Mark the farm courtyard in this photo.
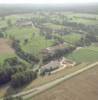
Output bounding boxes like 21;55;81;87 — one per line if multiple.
32;65;98;100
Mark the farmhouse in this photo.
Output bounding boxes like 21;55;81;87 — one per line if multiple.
39;60;60;75
16;19;33;27
39;57;76;75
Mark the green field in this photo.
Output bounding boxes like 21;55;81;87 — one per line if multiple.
5;27;54;56
21;34;54;56
5;26;38;39
0;53;15;65
0;11;98;65
43;23;65;30
67;47;98;62
64;12;98;25
63;33;81;43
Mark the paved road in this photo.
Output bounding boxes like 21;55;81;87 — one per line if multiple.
0;62;98;100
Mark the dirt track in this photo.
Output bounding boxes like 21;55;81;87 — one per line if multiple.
33;65;98;100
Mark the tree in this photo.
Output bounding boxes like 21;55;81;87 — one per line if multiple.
0;65;26;85
85;34;98;42
11;71;37;88
11;40;39;64
0;68;11;85
4;57;22;66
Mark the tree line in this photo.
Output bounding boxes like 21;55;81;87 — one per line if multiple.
11;39;39;64
0;63;37;88
42;45;76;63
